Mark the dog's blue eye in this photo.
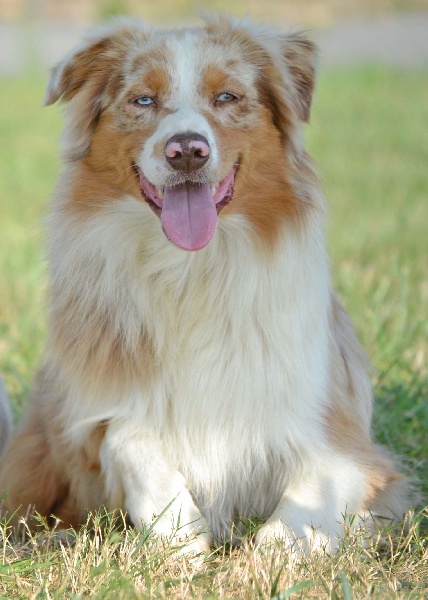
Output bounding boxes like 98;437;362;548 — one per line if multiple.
216;93;237;103
135;97;154;106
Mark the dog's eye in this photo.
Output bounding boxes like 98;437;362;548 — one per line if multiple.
134;97;154;106
216;92;238;104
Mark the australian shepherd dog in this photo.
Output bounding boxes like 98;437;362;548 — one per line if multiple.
0;15;409;553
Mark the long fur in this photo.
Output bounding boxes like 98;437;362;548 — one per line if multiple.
0;15;410;552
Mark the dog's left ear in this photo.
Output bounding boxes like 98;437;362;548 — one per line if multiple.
281;33;317;123
254;29;317;139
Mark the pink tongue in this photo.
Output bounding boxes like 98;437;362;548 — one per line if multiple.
161;183;217;251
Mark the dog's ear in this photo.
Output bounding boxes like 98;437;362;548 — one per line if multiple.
43;20;144;160
254;30;318;147
281;33;317;123
44;18;149;107
44;35;114;107
251;31;317;145
44;28;123;160
204;16;317;125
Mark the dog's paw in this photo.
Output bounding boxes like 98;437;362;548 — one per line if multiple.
149;511;212;558
172;530;212;559
174;520;212;552
255;519;302;553
255;518;337;555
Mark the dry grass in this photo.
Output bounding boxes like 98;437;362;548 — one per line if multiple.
1;509;427;598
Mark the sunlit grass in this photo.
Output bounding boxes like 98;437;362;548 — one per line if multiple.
1;508;427;598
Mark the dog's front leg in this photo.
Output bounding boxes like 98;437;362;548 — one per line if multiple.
100;421;211;553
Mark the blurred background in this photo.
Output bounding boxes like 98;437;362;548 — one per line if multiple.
1;0;428;71
0;1;427;493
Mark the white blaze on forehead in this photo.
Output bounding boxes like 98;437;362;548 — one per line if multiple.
138;31;219;186
168;30;201;107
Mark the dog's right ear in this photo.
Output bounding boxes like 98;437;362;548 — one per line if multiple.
44;39;108;106
43;32;119;159
44;18;149;106
43;20;147;159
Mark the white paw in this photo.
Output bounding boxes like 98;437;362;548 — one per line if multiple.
140;508;212;557
172;530;212;559
171;515;212;553
256;518;338;554
256;519;303;553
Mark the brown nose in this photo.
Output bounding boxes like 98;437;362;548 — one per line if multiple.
165;133;210;172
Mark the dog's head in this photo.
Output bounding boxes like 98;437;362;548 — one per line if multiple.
46;16;317;251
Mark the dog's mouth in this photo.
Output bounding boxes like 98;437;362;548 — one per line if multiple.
133;164;237;251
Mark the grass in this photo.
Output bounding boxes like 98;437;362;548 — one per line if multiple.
0;65;427;597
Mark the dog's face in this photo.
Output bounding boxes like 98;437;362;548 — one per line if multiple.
45;17;316;251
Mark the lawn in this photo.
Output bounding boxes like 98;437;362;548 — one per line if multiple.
0;65;427;597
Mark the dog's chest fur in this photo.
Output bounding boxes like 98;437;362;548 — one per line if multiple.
51;193;331;535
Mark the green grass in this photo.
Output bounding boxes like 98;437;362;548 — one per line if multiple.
0;74;62;418
0;66;427;597
307;67;428;486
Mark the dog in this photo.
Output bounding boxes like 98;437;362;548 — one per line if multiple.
0;15;409;553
